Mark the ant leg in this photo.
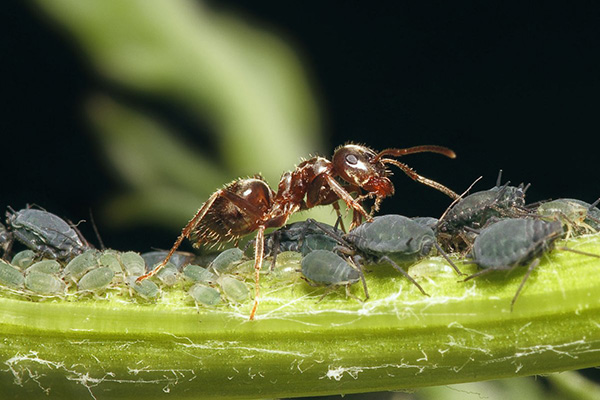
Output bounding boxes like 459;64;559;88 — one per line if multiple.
136;190;221;282
249;225;266;320
331;202;347;233
323;175;371;223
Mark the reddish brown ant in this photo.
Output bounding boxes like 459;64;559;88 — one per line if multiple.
137;143;458;319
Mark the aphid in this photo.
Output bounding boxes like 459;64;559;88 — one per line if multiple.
341;214;462;295
260;219;340;269
301;249;368;301
0;260;25;289
462;218;600;309
183;264;218;284
63;249;100;281
126;276;159;299
437;172;529;251
218;276;250;303
121;251;147;277
208;248;244;273
536;198;600;236
411;216;439;230
0;222;10;257
25;259;61;275
24;271;67;295
138;143;457;319
11;250;37;270
99;252;124;275
141;250;195;272
188;284;221;306
77;266;115;292
6;208;89;260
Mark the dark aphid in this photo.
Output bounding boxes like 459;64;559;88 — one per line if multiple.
6;208;89;260
301;249;368;301
261;220;340;270
536;198;600;237
437;172;529;251
464;218;565;309
0;222;10;257
411;216;439;230
343;214;462;296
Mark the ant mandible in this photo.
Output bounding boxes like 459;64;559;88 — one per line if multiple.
137;143;458;319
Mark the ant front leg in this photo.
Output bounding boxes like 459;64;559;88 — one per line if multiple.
322;175;371;227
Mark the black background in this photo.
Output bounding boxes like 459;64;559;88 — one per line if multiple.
3;1;600;252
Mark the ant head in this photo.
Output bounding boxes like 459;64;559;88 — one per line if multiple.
332;144;394;198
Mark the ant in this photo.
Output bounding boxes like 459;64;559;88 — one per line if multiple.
137;143;458;319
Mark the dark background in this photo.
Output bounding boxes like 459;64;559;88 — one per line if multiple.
3;1;600;251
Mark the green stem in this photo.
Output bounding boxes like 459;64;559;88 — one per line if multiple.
1;234;600;399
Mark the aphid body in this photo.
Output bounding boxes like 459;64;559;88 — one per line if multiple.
465;218;564;308
6;208;88;260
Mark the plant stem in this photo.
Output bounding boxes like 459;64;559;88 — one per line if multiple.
1;234;600;399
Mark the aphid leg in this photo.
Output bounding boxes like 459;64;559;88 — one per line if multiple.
432;242;463;275
379;255;428;296
352;260;370;301
382;159;459;199
556;246;600;259
511;258;540;311
136;190;221;282
269;229;282;272
249;225;266;320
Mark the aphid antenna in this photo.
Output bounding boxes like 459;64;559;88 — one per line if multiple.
590;197;600;209
437;176;484;224
88;209;105;250
495;169;504;187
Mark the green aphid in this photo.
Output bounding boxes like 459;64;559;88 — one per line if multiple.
99;252;123;275
63;249;100;281
127;276;159;299
11;250;37;270
188;284;221;306
0;260;25;289
219;276;249;303
25;271;66;295
209;248;244;273
156;262;178;286
77;266;115;292
183;264;218;284
25;259;61;275
120;251;146;277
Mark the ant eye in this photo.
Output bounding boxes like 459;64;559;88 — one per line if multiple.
345;154;358;165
